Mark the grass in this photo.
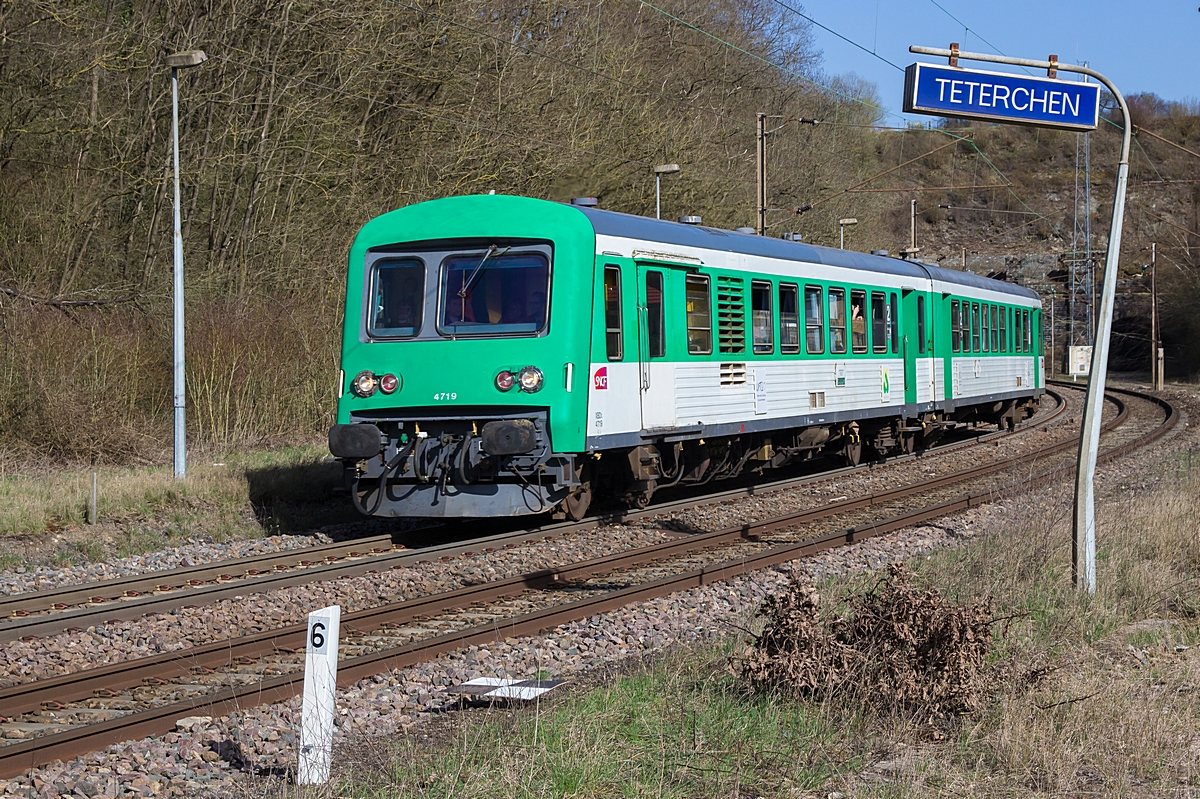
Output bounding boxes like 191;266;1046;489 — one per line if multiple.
332;651;861;799
312;450;1200;798
0;445;358;563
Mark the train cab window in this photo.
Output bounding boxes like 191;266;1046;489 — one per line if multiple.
991;305;999;351
889;293;899;354
686;274;712;355
603;266;623;360
779;283;800;354
805;285;824;354
971;303;981;353
752;281;774;354
439;250;549;335
951;300;961;353
369;258;425;338
829;288;847;354
646;271;665;358
981;304;990;353
917;296;926;354
999;306;1007;352
870;292;887;353
850;290;867;353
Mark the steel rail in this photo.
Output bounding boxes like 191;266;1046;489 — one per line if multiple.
0;390;1069;637
0;386;1160;778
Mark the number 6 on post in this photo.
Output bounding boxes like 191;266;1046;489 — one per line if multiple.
298;604;341;784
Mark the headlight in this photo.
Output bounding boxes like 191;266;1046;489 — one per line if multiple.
495;370;516;392
517;366;544;393
351;370;378;398
379;373;400;394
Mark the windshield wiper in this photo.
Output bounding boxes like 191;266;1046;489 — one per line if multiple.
457;244;510;300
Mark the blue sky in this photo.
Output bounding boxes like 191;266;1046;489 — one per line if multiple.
801;0;1198;124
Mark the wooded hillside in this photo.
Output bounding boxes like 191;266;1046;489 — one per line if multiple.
1;0;1195;464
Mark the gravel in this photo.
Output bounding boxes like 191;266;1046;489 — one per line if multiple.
1;382;1192;799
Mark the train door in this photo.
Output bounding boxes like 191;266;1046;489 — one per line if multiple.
901;288;918;407
636;264;675;429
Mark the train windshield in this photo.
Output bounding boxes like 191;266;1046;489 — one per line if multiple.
369;259;425;337
439;251;550;335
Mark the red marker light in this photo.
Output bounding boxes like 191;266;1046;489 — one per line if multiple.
380;374;399;394
495;370;516;391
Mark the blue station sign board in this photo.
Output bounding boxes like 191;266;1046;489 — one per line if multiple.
904;62;1100;131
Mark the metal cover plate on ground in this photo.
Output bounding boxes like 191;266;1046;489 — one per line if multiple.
449;677;567;701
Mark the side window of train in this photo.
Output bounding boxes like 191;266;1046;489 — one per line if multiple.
951;299;961;353
981;303;990;353
991;305;999;352
889;293;899;354
686;274;713;355
971;303;981;353
1024;309;1031;351
646;270;665;358
805;285;824;355
999;305;1007;352
870;292;886;353
917;296;926;354
752;280;774;354
850;290;867;353
829;287;847;354
604;265;622;361
779;283;800;354
1015;308;1023;352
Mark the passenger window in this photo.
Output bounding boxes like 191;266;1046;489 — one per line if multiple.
889;293;899;354
1015;309;1023;353
829;288;847;354
971;303;981;353
871;292;887;353
850;290;867;353
990;305;999;352
646;271;665;358
999;306;1007;352
917;296;926;354
805;285;824;354
1023;310;1031;351
779;284;800;354
604;265;622;361
751;281;774;354
981;304;990;353
951;300;961;353
686;275;712;355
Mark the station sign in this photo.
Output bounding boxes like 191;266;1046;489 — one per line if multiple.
904;62;1100;131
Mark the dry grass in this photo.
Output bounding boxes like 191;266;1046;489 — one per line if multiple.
0;445;353;564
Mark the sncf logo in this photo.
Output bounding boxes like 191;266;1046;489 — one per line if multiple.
593;367;608;390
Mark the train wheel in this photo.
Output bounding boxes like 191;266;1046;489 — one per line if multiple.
563;463;593;521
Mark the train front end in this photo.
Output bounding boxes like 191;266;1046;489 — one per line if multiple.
330;195;593;518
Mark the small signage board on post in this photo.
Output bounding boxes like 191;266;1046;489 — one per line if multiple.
1069;346;1093;377
904;63;1100;131
298;604;341;785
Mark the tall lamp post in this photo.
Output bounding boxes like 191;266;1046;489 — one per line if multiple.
838;218;857;250
652;163;680;220
166;49;207;479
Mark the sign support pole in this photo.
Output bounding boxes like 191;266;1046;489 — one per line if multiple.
910;46;1131;593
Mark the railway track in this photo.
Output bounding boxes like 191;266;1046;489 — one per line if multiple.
0;388;1072;640
1;383;1172;778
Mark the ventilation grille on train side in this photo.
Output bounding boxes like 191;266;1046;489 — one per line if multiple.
720;363;747;386
717;276;745;353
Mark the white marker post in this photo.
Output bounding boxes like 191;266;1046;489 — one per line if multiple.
298;605;340;785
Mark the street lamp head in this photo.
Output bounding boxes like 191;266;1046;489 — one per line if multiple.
838;218;858;226
166;50;208;69
652;163;681;174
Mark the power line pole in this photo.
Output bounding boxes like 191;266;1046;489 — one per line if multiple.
756;113;767;235
1151;242;1161;390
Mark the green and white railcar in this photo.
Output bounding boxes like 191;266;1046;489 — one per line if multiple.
330;194;1043;519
